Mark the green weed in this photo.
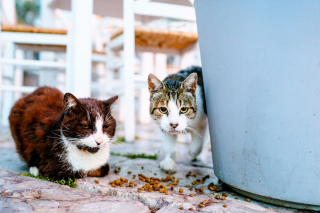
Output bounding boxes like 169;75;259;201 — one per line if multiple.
19;172;77;188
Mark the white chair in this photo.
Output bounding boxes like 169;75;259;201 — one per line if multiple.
105;0;200;141
0;0;94;126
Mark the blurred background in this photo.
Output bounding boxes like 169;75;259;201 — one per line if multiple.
0;0;200;141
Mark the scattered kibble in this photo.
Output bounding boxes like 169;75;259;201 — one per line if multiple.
154;173;157;175
223;204;227;208
235;197;239;200
215;195;221;199
188;208;193;211
199;187;204;192
128;171;132;174
231;192;235;196
199;203;204;208
94;179;99;184
190;194;194;197
179;207;183;210
202;200;208;205
186;184;190;187
246;198;251;202
179;188;183;193
222;192;227;197
141;166;144;169
222;196;226;200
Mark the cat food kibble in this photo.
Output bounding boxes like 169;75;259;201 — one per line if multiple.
223;204;227;208
190;194;194;197
199;187;204;192
94;179;99;184
246;198;251;202
222;192;227;197
202;200;208;205
231;192;235;196
179;188;183;193
141;166;144;169
179;207;183;210
215;195;220;199
222;196;226;200
186;184;190;187
128;171;132;174
199;203;204;208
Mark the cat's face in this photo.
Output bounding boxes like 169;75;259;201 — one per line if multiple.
61;94;118;153
148;73;197;134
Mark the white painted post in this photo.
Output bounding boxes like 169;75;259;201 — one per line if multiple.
0;42;15;126
139;52;153;124
14;49;23;101
69;0;93;97
123;0;135;142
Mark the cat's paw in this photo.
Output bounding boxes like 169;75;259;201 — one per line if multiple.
160;157;176;171
29;166;39;176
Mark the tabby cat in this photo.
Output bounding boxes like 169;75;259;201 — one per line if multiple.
9;87;118;180
148;66;209;170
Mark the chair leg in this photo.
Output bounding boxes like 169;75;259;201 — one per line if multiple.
123;0;136;142
1;42;15;126
14;49;23;101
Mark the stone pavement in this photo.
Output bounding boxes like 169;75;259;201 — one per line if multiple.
0;126;301;212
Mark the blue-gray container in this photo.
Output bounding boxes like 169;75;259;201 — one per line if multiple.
195;0;320;209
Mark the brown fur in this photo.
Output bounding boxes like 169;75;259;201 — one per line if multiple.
9;87;117;180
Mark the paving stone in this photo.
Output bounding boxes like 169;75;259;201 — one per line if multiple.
0;170;149;213
0;126;297;212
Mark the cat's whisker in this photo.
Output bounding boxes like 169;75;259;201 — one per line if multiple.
182;130;192;142
186;127;203;139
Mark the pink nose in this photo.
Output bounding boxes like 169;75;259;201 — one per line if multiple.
95;138;103;145
170;123;178;128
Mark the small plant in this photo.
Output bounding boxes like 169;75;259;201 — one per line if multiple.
114;136;140;143
20;172;77;188
110;152;158;160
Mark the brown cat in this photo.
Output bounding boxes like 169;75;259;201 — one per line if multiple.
9;87;118;180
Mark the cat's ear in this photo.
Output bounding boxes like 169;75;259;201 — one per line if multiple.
63;93;80;113
148;74;163;93
103;95;118;106
181;73;197;93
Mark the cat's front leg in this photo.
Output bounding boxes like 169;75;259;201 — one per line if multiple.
189;126;206;161
87;163;110;177
159;132;177;171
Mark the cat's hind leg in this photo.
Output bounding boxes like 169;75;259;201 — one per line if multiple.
160;132;177;171
29;166;39;176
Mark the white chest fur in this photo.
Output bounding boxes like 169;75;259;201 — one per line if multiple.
65;142;110;172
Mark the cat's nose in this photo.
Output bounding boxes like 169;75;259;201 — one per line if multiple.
170;123;179;128
95;138;103;145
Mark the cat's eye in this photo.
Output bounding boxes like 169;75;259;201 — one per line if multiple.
159;107;168;114
180;107;188;114
82;124;89;129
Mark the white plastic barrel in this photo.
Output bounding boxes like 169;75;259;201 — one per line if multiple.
195;0;320;209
